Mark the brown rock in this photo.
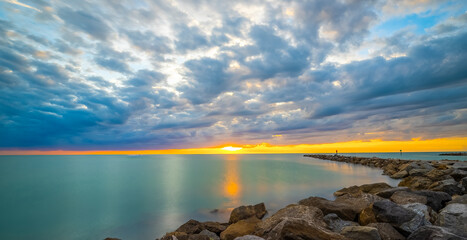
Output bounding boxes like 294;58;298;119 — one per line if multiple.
298;196;359;221
368;223;406;240
411;190;451;212
229;203;267;224
262;218;346;240
425;169;453;181
176;219;205;234
390;191;428;205
333;185;362;197
392;170;409;179
376;187;411;199
221;217;261;240
359;205;377;226
428;179;463;196
359;182;393;194
161;232;188;240
340;226;381;240
398;176;433;190
203;222;227;235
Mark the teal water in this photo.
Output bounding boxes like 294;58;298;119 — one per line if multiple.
324;152;467;161
0;154;400;240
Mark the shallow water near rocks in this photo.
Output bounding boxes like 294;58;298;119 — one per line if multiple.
0;154;401;240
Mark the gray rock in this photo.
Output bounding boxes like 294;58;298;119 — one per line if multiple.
340;226;381;240
436;203;467;237
398;176;433;190
429;179;463;196
390;191;427;205
407;225;464;240
229;203;267;224
372;199;424;236
233;235;264;240
221;217;261;240
176;219;205;234
391;170;409;179
450;169;467;181
323;213;359;233
448;194;467;205
200;230;220;240
298;196;359;221
409;168;430;177
402;203;434;225
461;177;467;194
376;187;411;198
411;190;452;211
367;223;405;240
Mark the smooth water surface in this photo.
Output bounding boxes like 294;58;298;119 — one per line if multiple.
0;154;398;240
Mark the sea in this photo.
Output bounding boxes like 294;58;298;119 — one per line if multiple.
0;152;464;240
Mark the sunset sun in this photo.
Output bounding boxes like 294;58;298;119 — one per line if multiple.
222;146;243;151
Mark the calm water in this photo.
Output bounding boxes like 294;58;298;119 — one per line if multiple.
1;154;401;240
326;152;467;161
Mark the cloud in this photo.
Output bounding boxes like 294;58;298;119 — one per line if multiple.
57;7;112;40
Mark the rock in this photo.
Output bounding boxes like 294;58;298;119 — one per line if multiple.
429;179;463;196
411;190;451;211
359;206;377;226
221;217;261;240
229;203;267;224
372;199;424;236
407;226;464;240
161;232;188;240
333;185;362;197
398;163;419;172
298;196;360;221
200;230;220;240
390;191;427;205
367;223;406;240
383;163;398;176
255;204;345;240
323;213;359;233
187;234;211;240
450;169;467;181
233;235;264;240
447;194;467;205
376;187;411;199
359;182;394;194
409;168;430;177
398;176;433;190
436;203;467;237
391;170;409;179
402;203;434;225
425;169;454;182
340;226;381;240
451;162;467;171
176;219;205;234
203;222;227;235
462;177;467;194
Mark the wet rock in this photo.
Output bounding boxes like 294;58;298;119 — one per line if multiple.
323;213;359;233
203;222;227;235
221;217;261;240
359;206;377;226
391;170;409;179
176;220;205;234
340;226;381;240
401;203;434;225
255;204;345;240
229;203;267;224
411;190;451;211
390;191;427;205
367;223;406;240
376;187;411;199
435;203;467;236
407;225;464;240
429;179;463;196
233;235;264;240
200;230;220;240
299;196;363;221
372;199;424;236
398;176;433;190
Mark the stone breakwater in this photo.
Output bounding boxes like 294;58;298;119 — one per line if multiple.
106;155;467;240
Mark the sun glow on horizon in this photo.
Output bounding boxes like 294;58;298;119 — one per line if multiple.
222;146;243;151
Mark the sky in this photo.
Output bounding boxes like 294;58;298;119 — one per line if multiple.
0;0;466;153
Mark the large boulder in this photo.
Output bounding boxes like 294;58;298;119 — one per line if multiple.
358;206;377;226
203;222;228;235
367;223;405;240
408;168;430;177
429;179;463;196
398;176;433;190
255;204;345;240
391;170;409;179
449;169;467;182
229;203;267;224
221;217;261;240
176;219;205;234
411;190;451;211
200;230;220;240
376;187;411;199
340;226;381;240
390;191;427;205
407;226;464;240
435;203;467;237
359;183;394;194
298;196;359;221
402;203;434;225
372;199;425;236
323;213;358;233
447;194;467;205
425;169;454;182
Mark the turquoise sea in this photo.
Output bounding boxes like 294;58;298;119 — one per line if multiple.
0;153;463;240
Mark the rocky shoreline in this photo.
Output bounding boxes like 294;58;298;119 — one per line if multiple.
108;155;467;240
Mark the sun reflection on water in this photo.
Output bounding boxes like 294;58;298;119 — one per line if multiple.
223;154;242;206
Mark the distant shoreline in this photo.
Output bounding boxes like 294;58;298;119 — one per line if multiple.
440;152;467;156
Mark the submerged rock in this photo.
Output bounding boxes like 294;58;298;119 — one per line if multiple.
229;203;267;224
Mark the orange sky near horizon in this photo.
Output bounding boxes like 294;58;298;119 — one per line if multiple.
1;137;466;155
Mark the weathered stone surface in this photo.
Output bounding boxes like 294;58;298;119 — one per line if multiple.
407;226;464;240
391;170;409;179
376;187;411;199
429;179;463;196
187;234;211;240
200;230;220;240
402;203;434;225
411;190;451;211
176;220;205;234
334;185;362;197
390;191;427;205
203;222;228;235
425;169;454;182
359;206;377;226
335;192;383;217
450;169;467;182
367;223;405;240
447;194;467;205
298;196;359;221
462;177;467;194
435;203;467;236
255;204;345;240
229;203;267;224
359;182;394;194
398;176;433;190
221;217;261;240
372;199;424;236
409;168;430;177
323;213;358;233
340;226;381;240
233;235;264;240
399;163;419;172
161;231;188;240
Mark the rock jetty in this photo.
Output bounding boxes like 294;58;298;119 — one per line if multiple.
110;155;467;240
